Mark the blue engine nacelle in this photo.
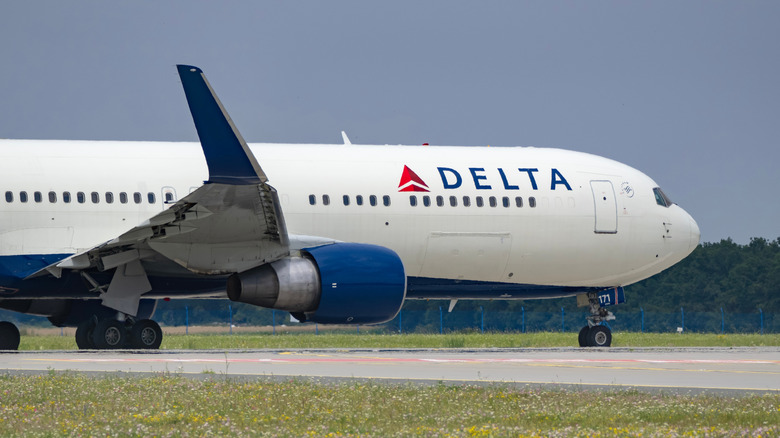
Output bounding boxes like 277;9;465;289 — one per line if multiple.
227;243;406;324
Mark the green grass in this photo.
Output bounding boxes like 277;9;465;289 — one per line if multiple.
17;331;780;351
0;374;776;437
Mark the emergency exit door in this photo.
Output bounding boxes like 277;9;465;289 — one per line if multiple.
590;180;617;234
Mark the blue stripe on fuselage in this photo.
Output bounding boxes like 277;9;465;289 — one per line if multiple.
0;254;72;281
406;276;601;300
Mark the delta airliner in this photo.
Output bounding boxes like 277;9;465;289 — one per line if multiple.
0;65;700;350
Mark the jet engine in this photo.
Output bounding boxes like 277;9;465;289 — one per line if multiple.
226;243;406;324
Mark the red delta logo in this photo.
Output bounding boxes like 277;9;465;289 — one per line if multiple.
398;165;430;192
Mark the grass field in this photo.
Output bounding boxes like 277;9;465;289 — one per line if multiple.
0;373;777;437
16;329;780;350
7;331;779;436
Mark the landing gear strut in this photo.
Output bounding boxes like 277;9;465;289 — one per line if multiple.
578;292;614;347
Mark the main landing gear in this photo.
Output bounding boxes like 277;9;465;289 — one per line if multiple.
75;316;163;350
0;321;21;350
578;292;615;347
0;318;161;351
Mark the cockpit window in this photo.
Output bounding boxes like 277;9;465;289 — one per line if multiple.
653;187;673;207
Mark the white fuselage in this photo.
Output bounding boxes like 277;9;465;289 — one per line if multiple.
0;139;699;290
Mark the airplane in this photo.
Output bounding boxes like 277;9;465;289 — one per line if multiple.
0;65;700;350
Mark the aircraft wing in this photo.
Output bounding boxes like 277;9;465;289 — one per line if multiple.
29;65;290;315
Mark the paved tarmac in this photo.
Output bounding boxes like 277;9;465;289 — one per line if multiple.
2;347;778;395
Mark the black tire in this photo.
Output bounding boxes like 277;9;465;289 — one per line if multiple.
129;319;162;350
578;326;590;347
92;319;126;349
0;321;20;350
587;325;612;347
75;319;96;349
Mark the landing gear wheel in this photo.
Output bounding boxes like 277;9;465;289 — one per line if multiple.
92;319;126;349
129;319;162;349
578;326;590;347
75;319;96;349
0;321;20;350
587;325;612;347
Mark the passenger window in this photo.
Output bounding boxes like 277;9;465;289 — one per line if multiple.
77;192;85;204
164;192;174;203
409;195;417;207
48;191;57;203
5;191;12;203
91;192;99;203
322;194;330;206
423;195;431;207
502;196;510;208
436;195;444;207
343;195;350;206
34;191;42;203
63;192;71;203
147;192;155;204
133;192;142;204
106;192;114;204
19;192;28;203
529;196;536;208
119;192;128;204
449;196;457;207
476;196;484;207
308;194;316;205
489;196;497;207
369;195;377;206
356;195;363;206
383;195;391;206
515;196;523;207
463;196;470;207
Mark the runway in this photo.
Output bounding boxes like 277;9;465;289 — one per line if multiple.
2;347;779;395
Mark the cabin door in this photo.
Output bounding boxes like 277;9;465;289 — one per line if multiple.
590;180;617;234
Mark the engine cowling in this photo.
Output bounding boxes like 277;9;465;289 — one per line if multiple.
226;243;406;324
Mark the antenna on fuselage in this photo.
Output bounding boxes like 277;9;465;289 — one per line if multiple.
341;131;352;145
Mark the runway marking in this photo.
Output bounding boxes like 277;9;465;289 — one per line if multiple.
23;357;780;365
523;363;780;375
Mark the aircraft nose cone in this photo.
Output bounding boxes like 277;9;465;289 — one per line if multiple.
688;213;701;252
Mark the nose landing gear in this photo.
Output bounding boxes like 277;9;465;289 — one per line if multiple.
578;292;615;347
579;324;612;347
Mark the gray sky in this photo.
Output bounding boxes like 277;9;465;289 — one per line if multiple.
1;1;777;244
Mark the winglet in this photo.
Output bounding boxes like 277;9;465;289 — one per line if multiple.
176;65;266;184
